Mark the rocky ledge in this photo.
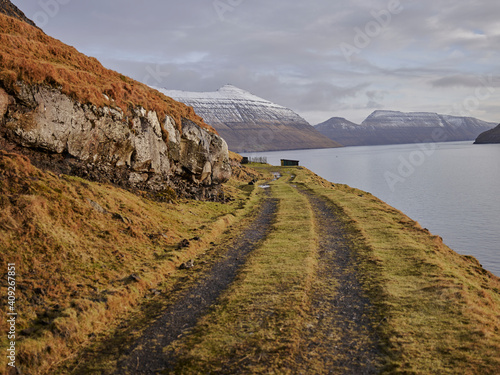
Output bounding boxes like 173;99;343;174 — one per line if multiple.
0;83;231;201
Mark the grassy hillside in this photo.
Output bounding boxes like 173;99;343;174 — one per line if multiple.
0;151;261;374
0;13;213;134
1;156;499;374
161;165;500;374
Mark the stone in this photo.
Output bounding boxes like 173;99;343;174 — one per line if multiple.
179;259;194;270
178;239;190;249
0;0;38;27
87;199;107;214
128;274;141;283
200;161;212;184
0;88;8;118
112;213;131;223
0;82;232;200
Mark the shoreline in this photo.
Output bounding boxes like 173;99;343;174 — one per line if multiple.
243;142;500;277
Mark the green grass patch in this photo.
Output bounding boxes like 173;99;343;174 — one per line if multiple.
288;166;500;374
169;177;318;374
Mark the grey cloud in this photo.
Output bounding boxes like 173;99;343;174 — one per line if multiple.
365;100;383;109
10;0;500;124
432;75;500;88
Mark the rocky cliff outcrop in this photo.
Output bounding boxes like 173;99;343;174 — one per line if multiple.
0;83;231;199
0;7;231;200
0;0;37;27
474;124;500;144
160;85;341;152
316;110;496;146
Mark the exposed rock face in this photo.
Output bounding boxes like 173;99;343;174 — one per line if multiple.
474;124;500;144
0;0;37;27
316;110;497;146
0;83;231;200
0;2;231;201
0;87;8;117
160;85;341;152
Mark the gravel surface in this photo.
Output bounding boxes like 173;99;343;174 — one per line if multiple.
72;182;382;374
296;186;382;374
113;195;278;374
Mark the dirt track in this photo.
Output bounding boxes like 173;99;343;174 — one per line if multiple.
67;181;382;374
296;186;382;374
112;195;278;374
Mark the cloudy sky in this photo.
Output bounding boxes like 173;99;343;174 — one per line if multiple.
11;0;500;125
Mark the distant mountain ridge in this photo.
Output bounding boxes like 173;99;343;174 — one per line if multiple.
316;110;497;146
160;85;341;152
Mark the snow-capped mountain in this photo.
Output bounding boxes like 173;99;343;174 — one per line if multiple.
158;85;340;152
316;110;497;146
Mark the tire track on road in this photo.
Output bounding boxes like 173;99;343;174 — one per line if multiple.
296;186;382;374
111;195;278;374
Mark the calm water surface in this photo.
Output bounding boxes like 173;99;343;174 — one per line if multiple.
245;141;500;276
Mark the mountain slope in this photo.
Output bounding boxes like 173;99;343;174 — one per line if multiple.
474;124;500;144
316;110;496;146
0;9;212;134
0;0;37;27
0;5;231;200
314;117;374;147
160;85;341;152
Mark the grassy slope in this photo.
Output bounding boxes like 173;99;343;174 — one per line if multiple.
0;151;261;374
0;13;213;134
292;167;500;374
1;158;499;374
166;165;500;374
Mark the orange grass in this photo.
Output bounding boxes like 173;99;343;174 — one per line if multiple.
0;13;215;134
0;151;254;374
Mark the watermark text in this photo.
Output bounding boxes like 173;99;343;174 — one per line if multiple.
213;0;245;22
6;263;17;369
32;0;71;28
340;0;404;62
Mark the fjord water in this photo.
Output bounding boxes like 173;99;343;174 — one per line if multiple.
245;141;500;276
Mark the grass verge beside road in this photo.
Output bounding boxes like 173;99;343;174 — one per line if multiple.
0;151;262;374
291;166;500;374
